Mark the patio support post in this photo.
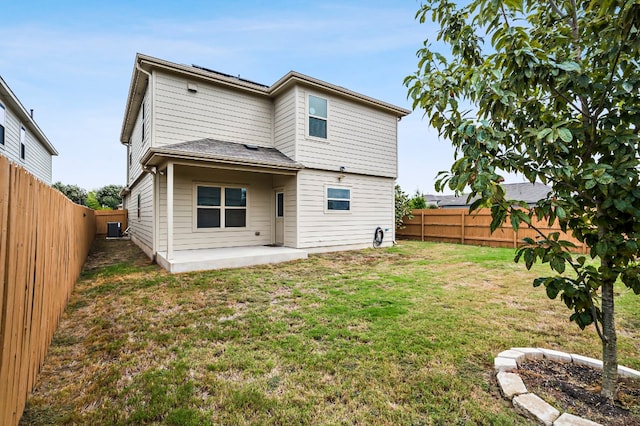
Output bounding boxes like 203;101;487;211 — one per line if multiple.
167;161;174;260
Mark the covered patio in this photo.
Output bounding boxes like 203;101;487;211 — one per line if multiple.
155;245;308;273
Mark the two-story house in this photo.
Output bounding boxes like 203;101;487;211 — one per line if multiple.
0;76;58;184
120;54;410;272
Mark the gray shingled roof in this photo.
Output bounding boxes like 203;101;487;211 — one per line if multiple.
426;182;552;208
142;138;303;170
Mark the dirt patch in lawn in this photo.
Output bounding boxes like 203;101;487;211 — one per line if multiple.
517;359;640;425
83;238;154;271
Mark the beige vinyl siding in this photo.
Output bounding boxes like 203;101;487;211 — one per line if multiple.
128;91;148;186
128;173;154;253
158;165;275;251
296;169;394;249
153;72;274;148
158;172;167;252
295;88;398;178
273;87;297;159
0;104;52;183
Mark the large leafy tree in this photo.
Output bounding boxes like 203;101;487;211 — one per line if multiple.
405;0;640;399
52;181;87;206
96;184;123;210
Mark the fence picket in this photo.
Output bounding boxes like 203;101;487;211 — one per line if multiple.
0;159;96;425
397;208;587;253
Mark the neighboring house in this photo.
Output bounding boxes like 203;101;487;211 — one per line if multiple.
426;182;552;208
120;54;410;272
0;76;58;184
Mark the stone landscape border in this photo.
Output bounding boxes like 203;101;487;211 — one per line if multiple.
494;347;640;426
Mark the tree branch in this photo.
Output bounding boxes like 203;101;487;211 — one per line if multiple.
548;0;563;18
499;3;510;27
547;85;590;118
591;301;606;343
593;5;633;118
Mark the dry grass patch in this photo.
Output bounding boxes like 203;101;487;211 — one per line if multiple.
20;239;639;425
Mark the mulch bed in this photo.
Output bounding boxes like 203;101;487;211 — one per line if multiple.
516;359;640;425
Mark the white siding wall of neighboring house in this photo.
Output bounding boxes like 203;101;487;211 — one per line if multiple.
24;129;53;183
294;88;398;178
0;100;52;183
273;87;297;159
296;169;395;251
0;102;21;166
153;72;274;148
128;173;154;258
157;165;276;252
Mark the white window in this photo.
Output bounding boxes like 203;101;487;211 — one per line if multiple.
308;95;327;139
20;126;26;160
0;104;5;146
196;185;247;229
327;187;350;211
141;101;145;141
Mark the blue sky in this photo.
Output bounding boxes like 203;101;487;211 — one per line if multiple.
0;0;462;194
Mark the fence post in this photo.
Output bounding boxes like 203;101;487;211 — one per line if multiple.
460;210;465;245
421;210;425;242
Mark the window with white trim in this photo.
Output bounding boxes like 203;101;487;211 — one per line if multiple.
196;185;247;228
20;126;26;160
0;104;5;146
308;95;327;139
327;187;350;211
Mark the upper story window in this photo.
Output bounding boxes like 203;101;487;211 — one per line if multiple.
196;185;247;229
141;101;145;141
327;187;350;211
308;95;327;139
20;126;26;160
0;104;5;146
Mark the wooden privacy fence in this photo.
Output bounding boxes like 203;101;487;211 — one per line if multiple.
397;208;588;253
94;209;128;237
0;156;96;426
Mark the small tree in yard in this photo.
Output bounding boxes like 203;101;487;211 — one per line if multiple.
405;0;640;400
85;191;101;210
395;185;414;229
409;190;428;210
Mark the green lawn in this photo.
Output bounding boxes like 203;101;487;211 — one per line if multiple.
21;240;639;425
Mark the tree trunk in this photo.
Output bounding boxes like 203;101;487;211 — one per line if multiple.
600;277;618;400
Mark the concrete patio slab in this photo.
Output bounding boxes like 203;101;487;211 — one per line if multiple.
156;246;308;273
